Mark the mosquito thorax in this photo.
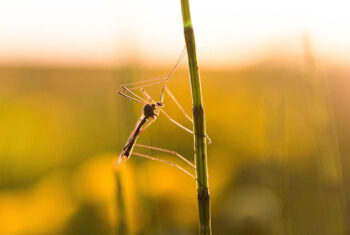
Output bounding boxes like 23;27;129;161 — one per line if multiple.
143;103;157;118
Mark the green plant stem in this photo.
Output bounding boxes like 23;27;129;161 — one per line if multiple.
180;1;212;234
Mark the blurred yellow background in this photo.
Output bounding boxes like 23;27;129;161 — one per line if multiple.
0;0;350;234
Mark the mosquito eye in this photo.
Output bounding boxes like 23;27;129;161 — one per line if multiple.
157;102;163;107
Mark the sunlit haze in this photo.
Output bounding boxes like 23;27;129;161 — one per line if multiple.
1;0;350;67
2;1;350;234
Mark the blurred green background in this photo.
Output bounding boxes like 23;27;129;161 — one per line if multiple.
0;38;349;235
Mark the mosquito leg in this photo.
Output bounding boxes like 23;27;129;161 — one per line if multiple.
205;135;212;145
140;88;153;103
169;46;187;76
159;85;166;105
159;108;194;135
138;118;156;136
160;107;212;144
120;46;187;91
132;152;207;189
122;76;170;91
162;86;212;144
132;152;195;179
118;90;145;104
164;86;192;123
120;86;148;104
134;143;195;168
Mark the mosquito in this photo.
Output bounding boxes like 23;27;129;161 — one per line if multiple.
116;47;210;179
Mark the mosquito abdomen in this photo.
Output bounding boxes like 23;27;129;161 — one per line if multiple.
120;116;148;159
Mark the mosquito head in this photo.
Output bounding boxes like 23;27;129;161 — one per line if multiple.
143;103;158;118
156;102;164;107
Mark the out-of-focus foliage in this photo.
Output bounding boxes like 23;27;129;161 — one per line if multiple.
0;51;349;234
